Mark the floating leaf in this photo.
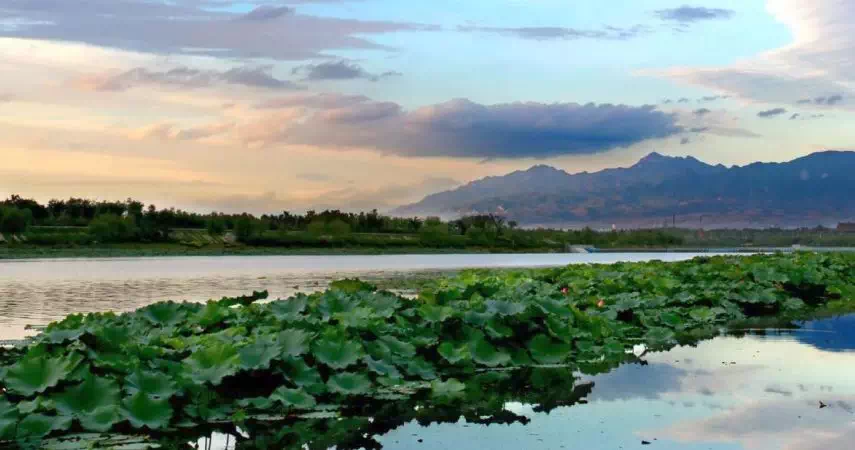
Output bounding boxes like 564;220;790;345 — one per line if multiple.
437;341;470;365
486;300;527;317
269;297;308;322
16;414;69;439
418;304;454;323
238;335;281;371
470;339;511;367
528;335;572;365
312;336;363;370
644;327;677;348
326;373;372;395
3;352;83;396
121;392;173;430
182;342;240;385
364;357;401;379
374;336;416;358
430;379;466;398
269;387;317;410
405;358;437;380
54;372;120;432
125;370;177;399
139;302;186;327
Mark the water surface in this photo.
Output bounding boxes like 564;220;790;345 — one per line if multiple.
0;253;720;340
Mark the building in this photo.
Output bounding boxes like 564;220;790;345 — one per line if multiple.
837;223;855;233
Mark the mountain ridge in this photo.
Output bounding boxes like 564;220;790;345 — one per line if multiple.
394;151;855;228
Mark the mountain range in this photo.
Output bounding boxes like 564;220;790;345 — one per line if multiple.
393;151;855;228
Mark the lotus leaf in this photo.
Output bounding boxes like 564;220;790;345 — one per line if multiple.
269;387;317;410
312;337;363;370
121;392;173;430
528;335;572;365
2;352;83;396
326;373;372;395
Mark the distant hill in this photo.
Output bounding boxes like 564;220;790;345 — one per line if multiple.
393;151;855;228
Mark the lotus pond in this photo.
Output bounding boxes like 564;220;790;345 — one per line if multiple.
1;253;854;449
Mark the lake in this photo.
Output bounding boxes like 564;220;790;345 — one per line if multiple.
0;253;725;341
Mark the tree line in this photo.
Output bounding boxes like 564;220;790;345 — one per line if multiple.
1;194;686;249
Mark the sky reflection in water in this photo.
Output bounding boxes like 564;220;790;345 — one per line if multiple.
373;317;855;450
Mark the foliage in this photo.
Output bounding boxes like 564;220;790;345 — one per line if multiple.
0;207;32;234
0;253;853;448
87;214;138;243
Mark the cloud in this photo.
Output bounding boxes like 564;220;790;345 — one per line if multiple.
291;60;402;82
239;96;682;159
648;1;855;107
790;113;800;120
129;122;234;141
797;94;845;106
457;24;650;41
238;6;295;21
654;6;735;22
693;108;711;116
75;66;303;92
0;0;435;60
757;108;788;118
0;93;13;103
680;137;691;145
256;93;373;110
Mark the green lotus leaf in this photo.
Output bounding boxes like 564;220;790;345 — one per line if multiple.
659;311;684;328
528;335;572;365
182;341;240;385
486;300;527;317
16;413;70;439
329;278;376;293
121;392;173;430
0;398;19;441
326;373;372;395
238;335;281;371
282;358;324;395
334;307;374;328
644;327;677;348
236;397;274;410
193;302;233;329
277;329;312;358
312;336;363;370
139;302;187;327
612;294;642;312
269;296;308;322
373;335;416;358
125;370;177;399
533;297;574;318
783;298;806;310
418;304;454;323
54;373;120;426
689;307;720;323
269;387;317;410
2;352;84;396
405;357;437;380
78;406;121;433
364;357;401;379
463;310;492;326
437;341;470;364
318;292;359;322
470;339;511;367
430;378;466;398
40;328;86;345
484;319;514;339
369;294;400;318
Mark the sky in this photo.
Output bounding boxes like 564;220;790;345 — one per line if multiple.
1;0;854;213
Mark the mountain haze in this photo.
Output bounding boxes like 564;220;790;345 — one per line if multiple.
394;151;855;228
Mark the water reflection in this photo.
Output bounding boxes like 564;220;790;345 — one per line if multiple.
29;315;850;450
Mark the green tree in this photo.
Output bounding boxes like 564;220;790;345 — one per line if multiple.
0;207;32;234
88;214;138;243
206;217;226;236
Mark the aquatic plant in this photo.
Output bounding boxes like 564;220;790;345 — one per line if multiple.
0;253;853;448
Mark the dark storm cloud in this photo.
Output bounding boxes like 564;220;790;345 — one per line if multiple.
0;0;435;60
242;97;682;159
655;5;735;22
757;107;788;118
291;60;402;82
76;66;303;91
693;108;711;116
457;24;650;41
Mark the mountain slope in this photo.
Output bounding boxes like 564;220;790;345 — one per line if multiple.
394;151;855;227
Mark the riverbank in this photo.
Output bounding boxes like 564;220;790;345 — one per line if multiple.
0;244;553;260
